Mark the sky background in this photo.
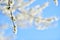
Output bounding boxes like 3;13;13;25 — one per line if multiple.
0;0;60;40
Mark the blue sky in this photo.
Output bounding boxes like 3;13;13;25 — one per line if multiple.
0;0;60;40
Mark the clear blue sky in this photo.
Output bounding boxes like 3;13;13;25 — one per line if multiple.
0;0;60;40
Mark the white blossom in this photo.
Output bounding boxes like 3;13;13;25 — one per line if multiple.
0;32;14;40
53;0;58;6
0;0;59;35
34;16;59;30
13;0;35;10
0;0;8;5
29;2;49;16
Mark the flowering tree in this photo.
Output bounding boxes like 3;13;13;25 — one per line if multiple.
0;0;59;40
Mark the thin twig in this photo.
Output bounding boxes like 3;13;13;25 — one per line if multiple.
8;0;17;34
